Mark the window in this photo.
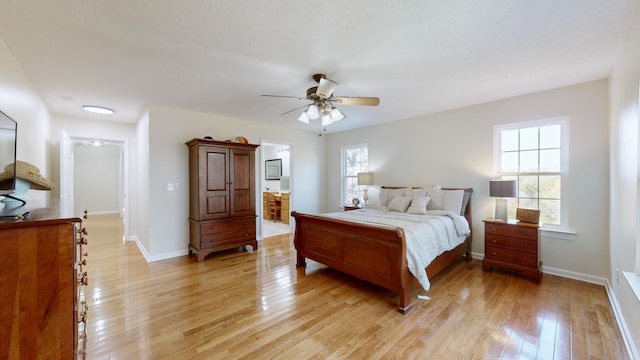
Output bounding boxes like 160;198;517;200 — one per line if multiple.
342;144;368;205
494;118;567;227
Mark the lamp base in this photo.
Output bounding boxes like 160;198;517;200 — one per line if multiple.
494;198;508;221
363;188;369;206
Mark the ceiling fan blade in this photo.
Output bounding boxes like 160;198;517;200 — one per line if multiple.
261;94;307;100
281;103;312;115
316;78;338;99
332;96;380;106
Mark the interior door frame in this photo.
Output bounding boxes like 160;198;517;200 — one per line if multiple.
60;132;130;240
259;138;293;240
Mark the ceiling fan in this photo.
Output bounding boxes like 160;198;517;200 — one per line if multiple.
262;73;380;126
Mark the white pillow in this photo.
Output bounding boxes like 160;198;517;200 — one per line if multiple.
404;188;427;197
379;188;409;206
425;185;444;210
406;196;430;215
388;196;412;212
442;190;465;213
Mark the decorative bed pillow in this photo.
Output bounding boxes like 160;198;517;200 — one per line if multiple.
460;191;470;215
443;190;465;213
388;195;412;212
379;188;409;206
406;196;430;215
425;185;444;210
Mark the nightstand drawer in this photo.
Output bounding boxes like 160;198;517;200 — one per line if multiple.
485;222;537;240
485;246;538;268
485;234;537;253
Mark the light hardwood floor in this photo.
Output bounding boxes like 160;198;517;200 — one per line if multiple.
84;214;629;359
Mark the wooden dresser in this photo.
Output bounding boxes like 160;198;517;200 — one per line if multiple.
186;138;259;262
0;206;88;359
482;218;541;283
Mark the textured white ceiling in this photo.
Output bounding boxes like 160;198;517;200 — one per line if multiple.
0;1;638;133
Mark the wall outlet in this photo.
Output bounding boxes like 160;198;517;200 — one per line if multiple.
174;182;180;191
167;183;174;191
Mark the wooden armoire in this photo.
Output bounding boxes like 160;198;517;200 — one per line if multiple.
186;138;259;262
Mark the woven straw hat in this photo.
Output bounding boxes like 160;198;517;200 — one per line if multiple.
0;161;55;190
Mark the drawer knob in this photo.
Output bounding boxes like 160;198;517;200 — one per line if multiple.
492;252;497;256
491;227;497;231
77;237;88;245
78;227;88;236
77;259;87;266
523;257;528;261
492;239;497;243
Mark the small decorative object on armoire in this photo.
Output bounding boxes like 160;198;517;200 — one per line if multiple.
489;179;516;221
357;172;373;205
186;138;259;262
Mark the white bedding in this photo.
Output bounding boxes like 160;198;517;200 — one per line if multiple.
321;206;470;291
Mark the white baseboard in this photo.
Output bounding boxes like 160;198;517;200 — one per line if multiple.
87;210;120;216
128;236;189;262
606;279;640;360
541;265;608;286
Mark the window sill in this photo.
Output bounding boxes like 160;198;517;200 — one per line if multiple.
540;227;577;241
623;271;640;302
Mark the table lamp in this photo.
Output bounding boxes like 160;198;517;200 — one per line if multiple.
357;172;374;205
490;179;516;221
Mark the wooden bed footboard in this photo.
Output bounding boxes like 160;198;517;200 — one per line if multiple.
291;187;473;313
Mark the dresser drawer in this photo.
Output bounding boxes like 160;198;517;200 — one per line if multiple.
485;222;537;240
485;246;538;268
485;234;537;253
201;227;257;248
200;217;255;235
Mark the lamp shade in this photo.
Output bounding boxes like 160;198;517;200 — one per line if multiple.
489;180;516;198
357;172;374;186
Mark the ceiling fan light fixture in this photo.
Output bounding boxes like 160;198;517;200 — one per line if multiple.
306;104;319;119
321;113;333;126
330;108;345;122
297;112;309;124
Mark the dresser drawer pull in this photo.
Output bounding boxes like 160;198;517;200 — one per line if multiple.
492;252;497;256
491;227;497;232
492;239;497;243
522;257;528;261
521;244;528;249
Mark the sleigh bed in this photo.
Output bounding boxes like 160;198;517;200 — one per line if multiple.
291;187;473;313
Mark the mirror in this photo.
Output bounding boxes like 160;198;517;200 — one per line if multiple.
265;159;282;180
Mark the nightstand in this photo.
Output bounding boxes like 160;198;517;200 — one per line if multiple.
482;218;542;283
343;205;361;211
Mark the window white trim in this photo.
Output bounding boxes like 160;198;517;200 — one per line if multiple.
493;116;569;230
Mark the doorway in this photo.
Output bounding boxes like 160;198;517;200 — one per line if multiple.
60;131;129;241
260;140;292;239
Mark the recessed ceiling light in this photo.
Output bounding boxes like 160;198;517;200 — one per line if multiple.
83;105;115;115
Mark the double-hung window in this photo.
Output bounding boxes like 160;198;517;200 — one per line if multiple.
494;117;568;228
342;144;368;205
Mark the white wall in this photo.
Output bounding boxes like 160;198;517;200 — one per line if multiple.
143;104;324;261
325;80;610;280
73;143;120;214
0;36;52;205
609;8;640;358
